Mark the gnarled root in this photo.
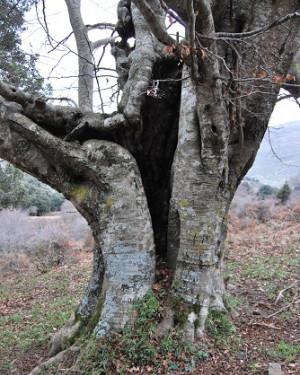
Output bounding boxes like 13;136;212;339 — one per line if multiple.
48;313;81;356
156;295;228;342
29;345;80;375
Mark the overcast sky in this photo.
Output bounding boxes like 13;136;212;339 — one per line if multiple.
22;1;300;124
23;0;119;112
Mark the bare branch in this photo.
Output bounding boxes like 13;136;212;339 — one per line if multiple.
48;32;74;53
86;22;115;31
186;0;199;83
267;127;299;167
46;97;79;108
275;281;298;305
248;322;281;330
91;36;118;51
39;0;55;49
65;0;94;111
265;293;298;319
214;10;300;40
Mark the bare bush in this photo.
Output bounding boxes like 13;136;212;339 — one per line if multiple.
291;201;300;222
247;199;276;223
230;184;256;218
24;218;68;273
60;200;94;251
1;252;31;272
0;210;68;273
0;202;94;274
271;201;300;223
0;210;33;255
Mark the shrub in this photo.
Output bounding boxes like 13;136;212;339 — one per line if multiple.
0;200;94;274
0;210;68;273
276;182;291;205
0;210;31;254
257;184;276;200
60;200;94;251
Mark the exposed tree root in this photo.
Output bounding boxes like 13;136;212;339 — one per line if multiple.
29;345;80;375
48;313;81;356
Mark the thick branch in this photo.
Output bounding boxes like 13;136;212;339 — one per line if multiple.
0;81;76;134
0;97;109;191
0;81;127;140
65;0;94;111
117;3;163;124
195;0;215;37
131;0;175;46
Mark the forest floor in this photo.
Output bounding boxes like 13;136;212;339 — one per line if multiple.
0;205;299;375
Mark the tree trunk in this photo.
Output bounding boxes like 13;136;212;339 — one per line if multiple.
0;0;299;366
0;102;155;354
165;65;231;339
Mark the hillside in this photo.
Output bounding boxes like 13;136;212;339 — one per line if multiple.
0;204;299;374
247;121;300;186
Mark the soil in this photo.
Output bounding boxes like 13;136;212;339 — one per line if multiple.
0;206;299;375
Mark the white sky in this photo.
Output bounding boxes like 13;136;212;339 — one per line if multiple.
269;89;300;126
22;1;300;124
22;0;119;112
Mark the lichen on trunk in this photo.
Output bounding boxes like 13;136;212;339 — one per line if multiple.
0;2;299;371
164;66;232;339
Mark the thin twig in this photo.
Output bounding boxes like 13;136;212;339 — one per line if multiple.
275;281;298;305
248;322;281;330
267;128;300;167
265;293;298;319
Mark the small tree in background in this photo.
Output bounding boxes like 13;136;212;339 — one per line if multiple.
0;0;51;93
276;182;291;205
0;162;64;213
257;184;276;200
0;163;26;209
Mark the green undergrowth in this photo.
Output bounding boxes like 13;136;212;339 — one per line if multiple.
267;340;300;363
77;291;208;374
0;263;91;374
39;290;209;375
206;310;235;340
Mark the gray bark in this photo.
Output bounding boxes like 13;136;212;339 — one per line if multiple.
65;0;94;111
0;0;299;361
0;97;155;353
64;0;116;111
167;66;231;339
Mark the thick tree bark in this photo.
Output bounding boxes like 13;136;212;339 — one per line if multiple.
167;66;230;339
0;1;299;366
0;97;155;354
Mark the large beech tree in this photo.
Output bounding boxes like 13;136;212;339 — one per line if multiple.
0;0;299;360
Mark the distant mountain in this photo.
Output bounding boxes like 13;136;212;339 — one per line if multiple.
246;120;300;186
